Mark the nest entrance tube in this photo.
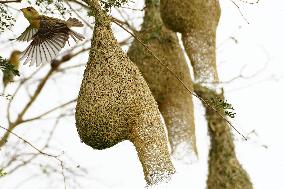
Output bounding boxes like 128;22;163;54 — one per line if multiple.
160;0;221;84
160;0;253;188
75;0;175;185
128;0;197;162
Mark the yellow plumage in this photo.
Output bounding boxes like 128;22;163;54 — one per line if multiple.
21;7;40;28
18;7;84;67
2;50;21;90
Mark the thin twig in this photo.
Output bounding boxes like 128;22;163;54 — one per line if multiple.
237;0;260;4
66;1;93;29
0;125;58;158
119;6;144;11
57;63;86;72
206;61;268;85
230;0;250;24
4;119;59;174
114;9;137;32
68;0;89;9
0;124;67;186
112;19;247;140
61;161;67;189
21;99;77;123
0;0;21;4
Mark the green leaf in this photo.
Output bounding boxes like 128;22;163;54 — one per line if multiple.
0;168;7;177
0;56;20;76
100;0;129;12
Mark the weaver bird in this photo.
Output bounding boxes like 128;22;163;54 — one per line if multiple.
18;7;84;67
2;50;21;91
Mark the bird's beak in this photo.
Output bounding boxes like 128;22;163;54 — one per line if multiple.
20;8;24;12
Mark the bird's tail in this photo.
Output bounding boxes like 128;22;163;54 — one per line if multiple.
69;30;85;42
67;18;83;28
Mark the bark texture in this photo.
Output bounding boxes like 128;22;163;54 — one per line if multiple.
76;0;175;185
128;0;197;161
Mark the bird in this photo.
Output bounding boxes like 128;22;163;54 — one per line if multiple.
2;50;21;92
17;6;84;67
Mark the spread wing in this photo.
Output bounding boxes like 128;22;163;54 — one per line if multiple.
17;26;38;42
20;19;69;67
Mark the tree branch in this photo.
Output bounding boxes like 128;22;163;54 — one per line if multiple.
21;99;77;124
1;47;88;147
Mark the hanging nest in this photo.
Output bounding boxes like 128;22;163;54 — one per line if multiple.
75;0;175;185
160;0;221;82
160;0;253;188
128;0;197;161
195;85;253;189
160;0;220;33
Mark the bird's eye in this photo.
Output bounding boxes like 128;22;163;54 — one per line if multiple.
27;8;31;11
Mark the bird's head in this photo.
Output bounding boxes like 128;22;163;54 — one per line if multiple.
20;7;40;21
11;50;22;57
10;50;22;66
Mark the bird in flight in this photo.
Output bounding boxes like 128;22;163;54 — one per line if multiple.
18;6;84;67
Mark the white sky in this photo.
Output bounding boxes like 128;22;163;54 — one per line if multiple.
1;0;284;189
